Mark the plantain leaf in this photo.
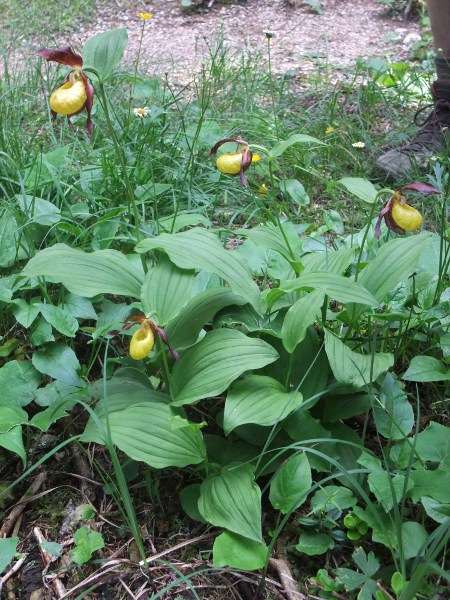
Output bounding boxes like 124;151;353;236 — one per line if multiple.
281;289;325;352
165;288;247;349
141;256;195;324
82;391;206;469
135;228;260;311
22;244;143;298
82;28;128;81
281;272;378;306
357;233;433;303
198;464;262;541
338;177;378;204
269;453;312;514
269;133;325;159
325;330;394;389
213;532;268;570
223;375;302;433
171;329;278;406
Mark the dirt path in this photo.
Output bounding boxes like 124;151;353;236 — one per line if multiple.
74;0;420;81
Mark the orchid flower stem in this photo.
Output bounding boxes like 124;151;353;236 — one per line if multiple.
266;37;280;141
159;339;174;401
354;188;394;282
267;160;299;270
97;81;147;273
127;21;145;125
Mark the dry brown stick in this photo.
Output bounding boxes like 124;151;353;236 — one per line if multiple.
269;557;307;600
0;472;47;538
59;566;125;599
33;527;67;599
138;532;216;567
119;577;137;599
0;555;27;595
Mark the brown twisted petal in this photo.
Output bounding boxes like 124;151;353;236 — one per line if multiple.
399;182;440;195
210;137;248;157
375;195;403;239
239;145;253;187
82;73;94;135
36;46;83;68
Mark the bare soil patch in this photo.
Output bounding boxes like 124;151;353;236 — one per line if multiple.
71;0;420;81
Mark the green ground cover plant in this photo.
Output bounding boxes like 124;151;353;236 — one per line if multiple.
0;9;449;599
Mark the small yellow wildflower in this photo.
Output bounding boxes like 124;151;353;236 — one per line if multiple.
133;107;150;118
258;183;268;196
325;126;334;134
352;141;365;148
139;12;153;20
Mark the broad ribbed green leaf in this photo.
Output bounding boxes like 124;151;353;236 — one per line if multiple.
237;224;300;262
171;329;278;406
358;233;433;303
199;464;262;541
213;532;268;570
141;256;195;324
373;373;414;440
282;290;324;352
301;247;357;274
135;229;260;311
22;244;143;298
82;396;206;469
269;133;325;159
270;453;312;514
166;288;247;349
281;272;378;306
82;28;128;81
325;330;394;388
338;177;378;204
224;375;302;434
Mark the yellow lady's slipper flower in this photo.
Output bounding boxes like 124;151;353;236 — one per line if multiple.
50;76;87;115
130;320;155;360
36;46;94;133
391;198;423;231
115;314;180;361
210;137;259;187
375;182;440;239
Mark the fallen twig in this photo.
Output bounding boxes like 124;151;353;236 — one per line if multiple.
0;555;27;595
34;527;67;599
269;557;307;600
0;472;47;538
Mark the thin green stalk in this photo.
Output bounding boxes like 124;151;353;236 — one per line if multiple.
354;188;394;282
96;81;146;269
265;32;280;141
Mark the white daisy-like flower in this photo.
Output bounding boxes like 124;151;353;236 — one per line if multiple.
133;107;150;118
